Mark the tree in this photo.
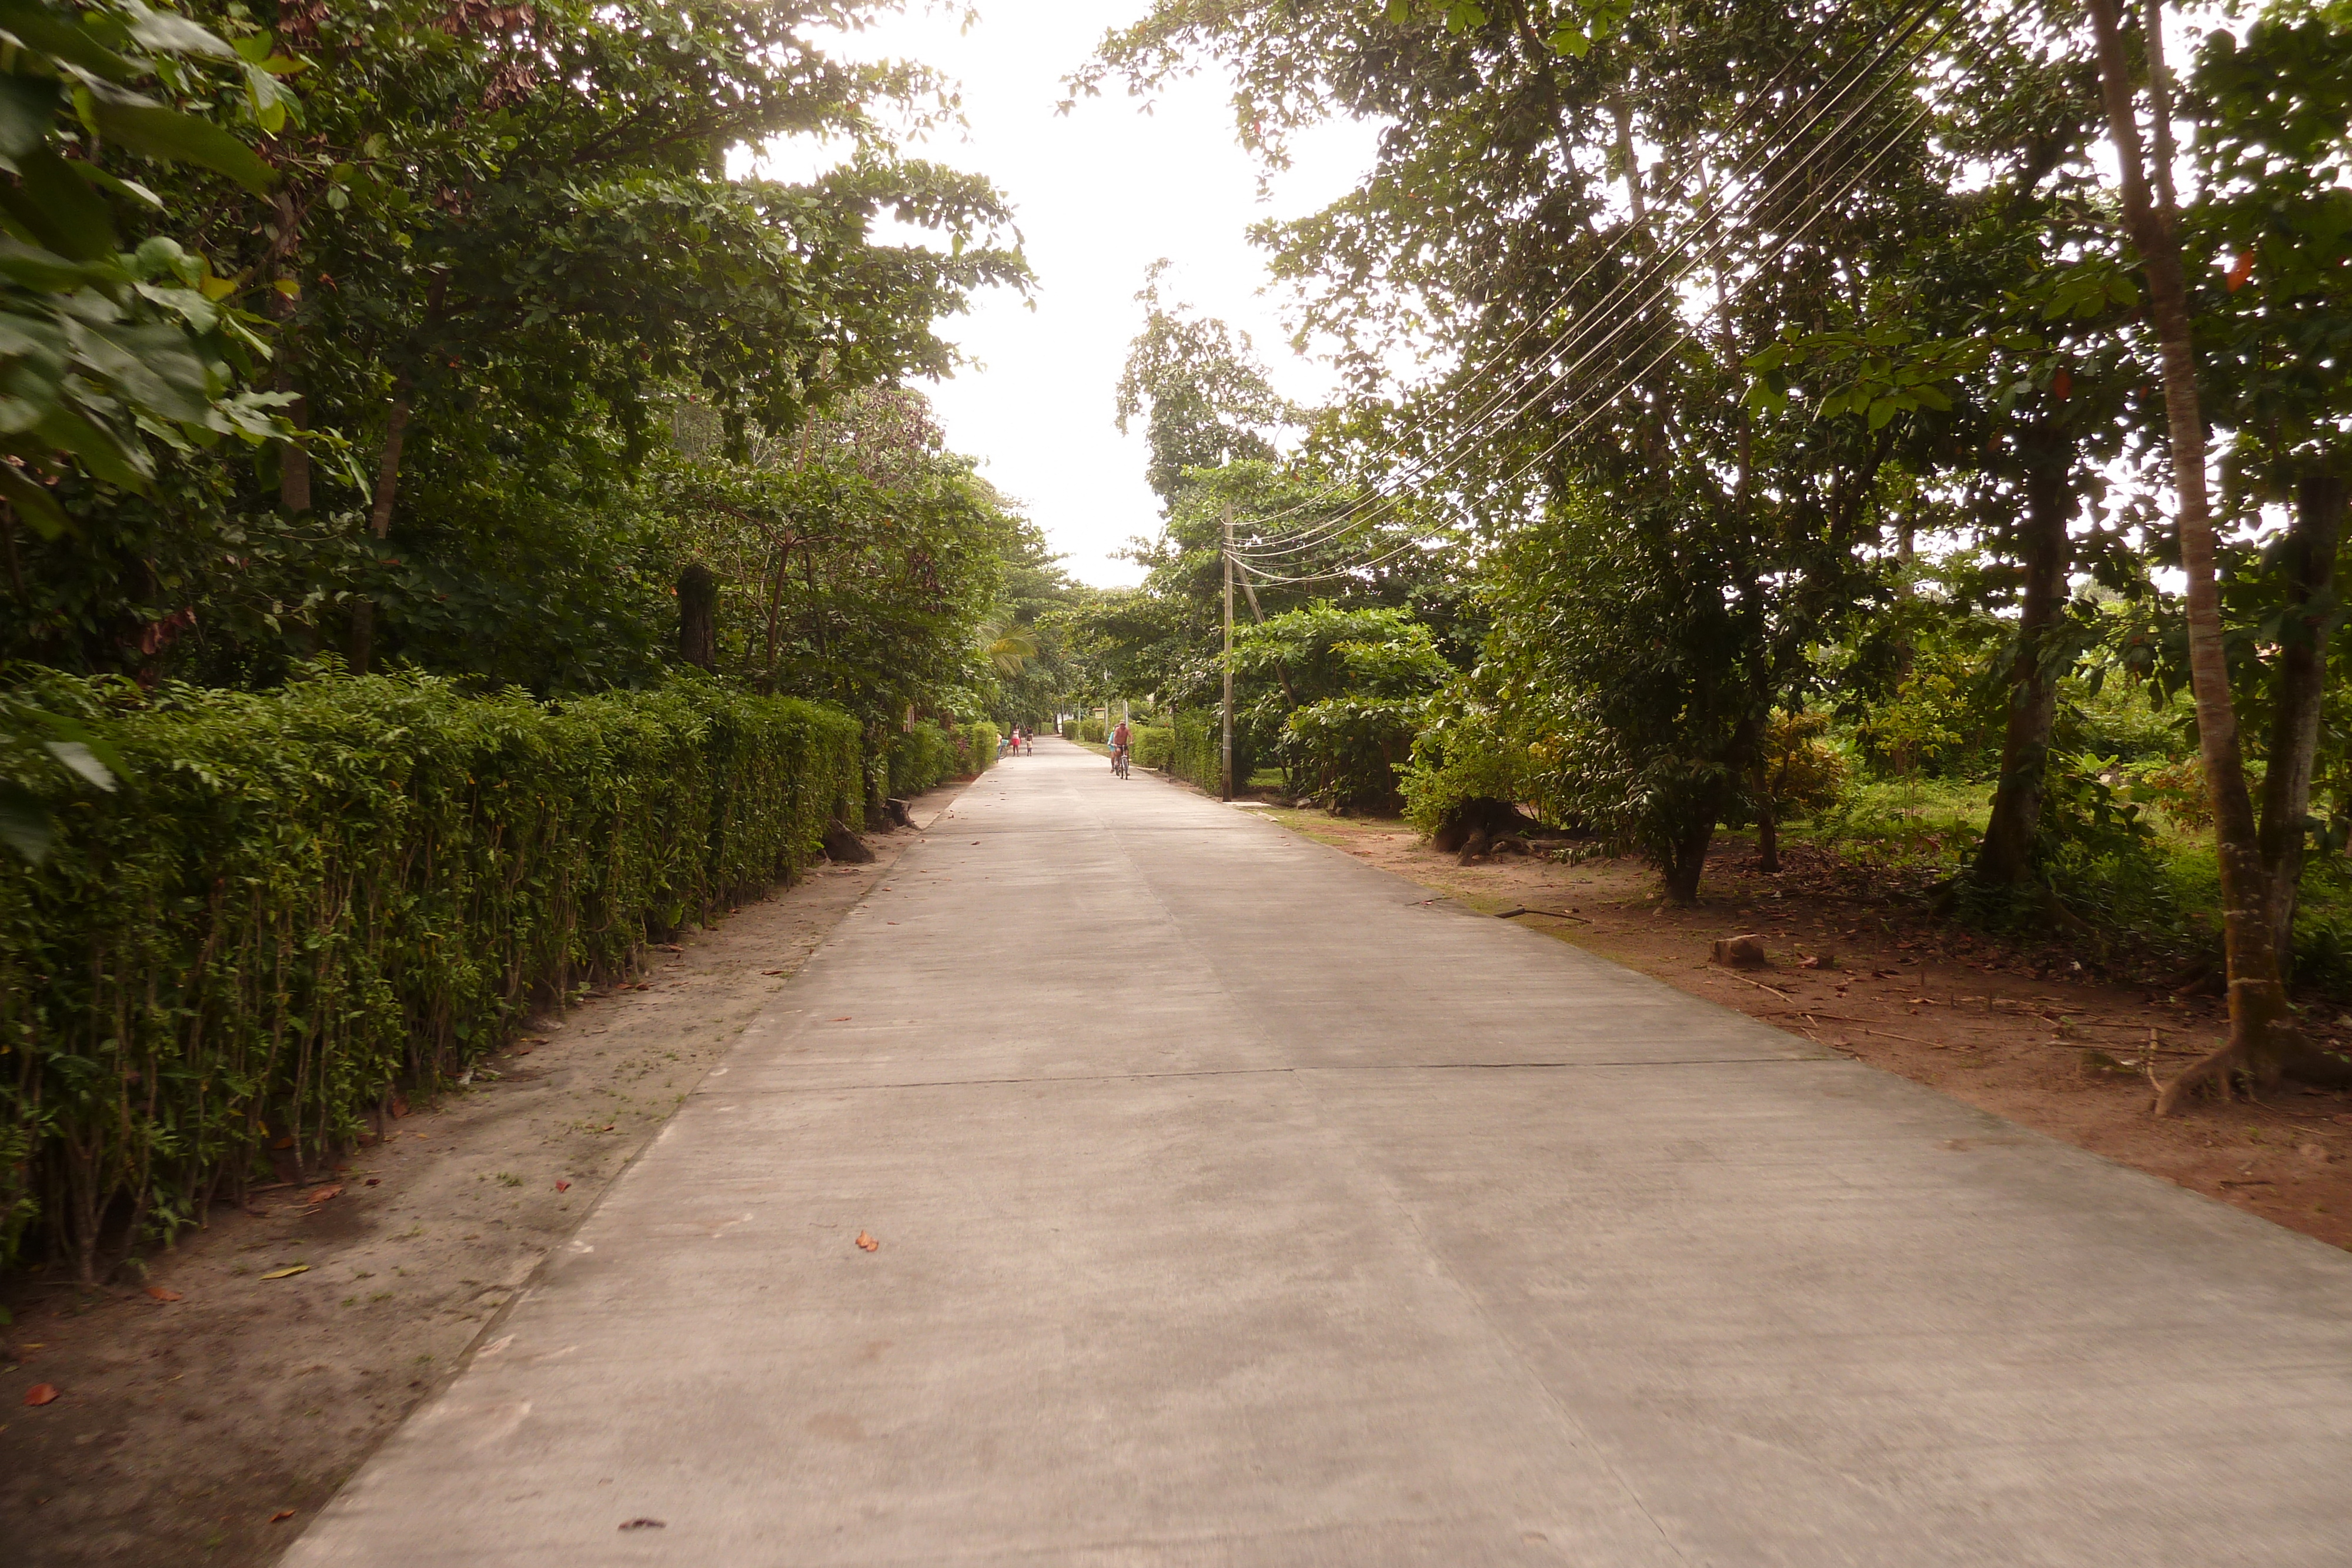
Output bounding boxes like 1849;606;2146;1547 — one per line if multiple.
2082;0;2340;1105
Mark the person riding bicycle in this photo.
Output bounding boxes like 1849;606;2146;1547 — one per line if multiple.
1110;718;1132;775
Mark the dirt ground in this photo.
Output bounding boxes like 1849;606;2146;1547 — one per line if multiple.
0;783;969;1567
1247;801;2352;1255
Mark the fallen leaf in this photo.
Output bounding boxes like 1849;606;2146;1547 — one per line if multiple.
854;1231;879;1252
365;1178;380;1186
259;1265;309;1281
307;1185;343;1206
145;1286;183;1302
656;943;683;952
556;1180;571;1192
618;1518;666;1531
599;1124;615;1132
270;1510;296;1523
390;1098;410;1118
514;1046;534;1056
761;968;786;975
24;1383;59;1406
831;1017;852;1022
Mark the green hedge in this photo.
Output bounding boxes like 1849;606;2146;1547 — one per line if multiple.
1132;724;1175;771
885;721;963;796
962;721;1000;773
1058;720;1077;740
0;671;861;1278
1168;710;1227;793
1079;717;1105;744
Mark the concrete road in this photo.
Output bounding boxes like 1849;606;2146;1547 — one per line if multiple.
286;738;2352;1566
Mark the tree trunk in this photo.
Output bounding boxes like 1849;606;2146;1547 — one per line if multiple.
1756;801;1779;874
1973;423;2073;888
2256;465;2345;969
348;378;413;675
2086;0;2308;1109
677;563;718;670
1661;808;1717;904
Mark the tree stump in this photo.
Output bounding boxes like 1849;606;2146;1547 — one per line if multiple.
1710;934;1769;968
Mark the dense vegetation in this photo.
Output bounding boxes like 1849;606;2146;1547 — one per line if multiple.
1065;0;2352;1105
0;0;1082;1275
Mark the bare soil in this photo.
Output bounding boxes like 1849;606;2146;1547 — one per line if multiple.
1248;802;2352;1255
0;783;969;1566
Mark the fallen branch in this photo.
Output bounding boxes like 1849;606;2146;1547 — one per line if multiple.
1495;905;1592;924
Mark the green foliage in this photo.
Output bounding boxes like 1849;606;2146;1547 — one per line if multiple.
0;667;860;1275
1282;696;1422;811
884;720;963;797
1401;696;1538;836
1743;712;1850;823
1131;723;1175;771
960;720;999;774
1079;717;1106;744
1166;709;1222;791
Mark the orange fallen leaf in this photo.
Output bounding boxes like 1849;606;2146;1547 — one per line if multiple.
307;1185;343;1206
270;1509;296;1523
599;1123;615;1132
25;1383;59;1406
854;1231;879;1252
831;1017;852;1022
145;1286;183;1302
390;1097;410;1118
555;1180;571;1192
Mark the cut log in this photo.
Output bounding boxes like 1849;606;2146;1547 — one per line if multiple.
1710;934;1769;969
884;797;913;828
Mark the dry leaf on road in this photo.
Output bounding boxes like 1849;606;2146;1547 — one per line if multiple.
259;1265;309;1281
24;1383;59;1406
145;1286;183;1302
270;1510;296;1523
855;1231;879;1252
307;1185;343;1206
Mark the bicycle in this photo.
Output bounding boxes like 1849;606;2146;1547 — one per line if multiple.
1111;744;1130;779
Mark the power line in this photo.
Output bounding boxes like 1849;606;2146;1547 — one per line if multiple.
1227;0;1956;561
1221;1;2024;588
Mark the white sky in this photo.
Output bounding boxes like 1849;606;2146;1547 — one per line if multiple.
747;2;1381;587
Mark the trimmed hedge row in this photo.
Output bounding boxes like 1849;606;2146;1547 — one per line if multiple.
0;672;862;1278
885;721;964;797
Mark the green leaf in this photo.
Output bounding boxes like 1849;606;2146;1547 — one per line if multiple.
0;459;68;536
118;1;238;61
0;149;119;261
1866;396;1899;430
0;780;54;863
44;738;116;791
0;73;59;168
72;158;163;209
0;0;139;83
34;400;151;488
86;94;275;195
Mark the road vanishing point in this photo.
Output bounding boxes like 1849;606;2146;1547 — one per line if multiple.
286;737;2351;1566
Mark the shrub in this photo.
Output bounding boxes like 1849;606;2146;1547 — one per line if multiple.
885;721;962;796
1058;720;1077;740
1132;724;1175;770
0;670;861;1278
961;721;1000;772
1402;700;1539;837
1281;697;1423;812
1080;717;1105;744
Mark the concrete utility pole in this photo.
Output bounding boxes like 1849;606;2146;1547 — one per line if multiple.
1221;502;1235;801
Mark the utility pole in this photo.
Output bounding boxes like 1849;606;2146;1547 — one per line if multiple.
1221;502;1235;801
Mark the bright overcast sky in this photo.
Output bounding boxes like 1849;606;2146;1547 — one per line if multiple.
749;2;1381;586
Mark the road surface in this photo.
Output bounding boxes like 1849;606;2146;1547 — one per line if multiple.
286;737;2352;1566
